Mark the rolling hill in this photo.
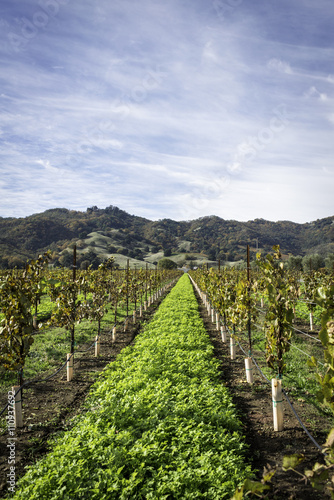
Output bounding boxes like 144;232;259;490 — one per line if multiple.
0;205;333;269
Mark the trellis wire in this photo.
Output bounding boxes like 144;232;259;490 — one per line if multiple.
0;321;119;419
285;340;325;367
291;325;322;342
282;388;324;454
193;278;327;456
0;283;172;421
236;338;325;454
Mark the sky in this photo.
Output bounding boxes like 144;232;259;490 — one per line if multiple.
0;0;333;223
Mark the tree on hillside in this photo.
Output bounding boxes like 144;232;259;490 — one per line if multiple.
58;251;73;268
286;255;303;271
117;248;129;256
302;254;324;272
325;253;334;271
208;249;216;261
158;258;178;270
185;254;196;261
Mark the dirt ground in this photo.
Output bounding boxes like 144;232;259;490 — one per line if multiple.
193;287;332;499
1;281;333;499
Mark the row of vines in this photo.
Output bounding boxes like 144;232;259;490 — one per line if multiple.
0;248;181;388
189;245;334;496
1;243;333;496
9;274;254;499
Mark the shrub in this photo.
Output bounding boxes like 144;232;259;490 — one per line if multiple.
158;258;178;270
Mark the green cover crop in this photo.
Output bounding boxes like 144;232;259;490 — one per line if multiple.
13;274;253;499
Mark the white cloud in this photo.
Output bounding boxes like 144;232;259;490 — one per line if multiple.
304;86;328;101
267;58;292;74
0;0;333;223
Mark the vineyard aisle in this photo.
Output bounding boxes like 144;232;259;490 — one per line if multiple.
7;273;254;499
190;279;328;499
0;286;172;499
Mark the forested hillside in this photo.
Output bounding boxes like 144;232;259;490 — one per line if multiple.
0;205;333;269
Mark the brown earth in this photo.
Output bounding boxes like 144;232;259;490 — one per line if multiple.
193;286;333;499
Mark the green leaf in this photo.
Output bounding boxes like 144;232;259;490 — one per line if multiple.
282;454;305;471
325;428;334;448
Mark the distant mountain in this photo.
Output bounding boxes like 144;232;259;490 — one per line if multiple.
0;205;333;269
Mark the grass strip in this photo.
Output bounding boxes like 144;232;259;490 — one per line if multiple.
12;274;253;499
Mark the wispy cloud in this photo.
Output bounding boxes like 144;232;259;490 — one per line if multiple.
0;0;333;223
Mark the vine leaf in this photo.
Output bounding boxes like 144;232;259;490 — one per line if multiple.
282;454;305;471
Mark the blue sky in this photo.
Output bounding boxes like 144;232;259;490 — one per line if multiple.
0;0;333;223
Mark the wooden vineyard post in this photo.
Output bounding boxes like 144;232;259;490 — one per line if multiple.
244;357;253;384
230;336;236;360
72;244;77;281
112;326;117;341
126;259;129;317
245;245;254;384
272;378;283;431
145;263;148;306
246;244;252;354
139;305;143;317
221;325;226;343
124;317;129;332
12;386;23;428
95;335;100;357
154;268;157;302
215;312;220;331
67;353;73;382
70;245;77;356
211;308;215;323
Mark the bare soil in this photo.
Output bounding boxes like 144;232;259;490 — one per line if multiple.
194;287;333;499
